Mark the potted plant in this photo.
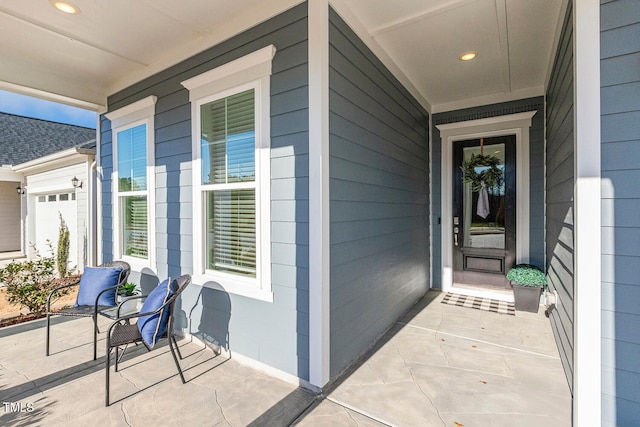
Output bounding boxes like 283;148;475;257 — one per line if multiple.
117;282;140;312
507;264;546;313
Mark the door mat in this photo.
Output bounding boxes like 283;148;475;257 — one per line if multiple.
441;292;515;316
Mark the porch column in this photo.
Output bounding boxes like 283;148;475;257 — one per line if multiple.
573;0;601;424
308;0;330;388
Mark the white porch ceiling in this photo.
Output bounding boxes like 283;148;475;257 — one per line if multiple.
0;0;563;112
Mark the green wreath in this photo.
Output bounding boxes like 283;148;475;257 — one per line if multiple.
461;153;503;193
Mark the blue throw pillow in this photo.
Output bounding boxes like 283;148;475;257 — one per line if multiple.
137;278;177;348
75;266;123;307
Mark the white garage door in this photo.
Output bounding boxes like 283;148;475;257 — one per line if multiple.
34;192;77;266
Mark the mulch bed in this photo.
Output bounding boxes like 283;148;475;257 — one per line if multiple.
0;275;81;328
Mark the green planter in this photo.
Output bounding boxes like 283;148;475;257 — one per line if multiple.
507;264;546;313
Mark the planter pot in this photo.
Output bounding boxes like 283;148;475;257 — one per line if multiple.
117;295;141;314
512;283;542;313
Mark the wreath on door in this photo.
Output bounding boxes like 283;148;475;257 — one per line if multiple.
460;153;503;193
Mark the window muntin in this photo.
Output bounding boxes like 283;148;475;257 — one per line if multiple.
200;89;257;277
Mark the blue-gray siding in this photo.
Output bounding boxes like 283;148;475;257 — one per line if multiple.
545;0;574;394
432;97;545;288
328;9;430;377
100;3;310;379
601;0;640;424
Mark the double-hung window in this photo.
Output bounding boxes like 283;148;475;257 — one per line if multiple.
106;96;156;269
182;45;274;302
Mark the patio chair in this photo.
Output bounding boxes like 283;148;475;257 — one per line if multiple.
105;274;191;406
45;261;131;360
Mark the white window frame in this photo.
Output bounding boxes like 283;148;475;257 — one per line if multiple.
106;96;157;271
182;45;275;302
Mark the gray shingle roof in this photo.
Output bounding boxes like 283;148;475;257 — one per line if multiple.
0;112;95;166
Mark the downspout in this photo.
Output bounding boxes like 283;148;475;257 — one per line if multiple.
88;160;97;266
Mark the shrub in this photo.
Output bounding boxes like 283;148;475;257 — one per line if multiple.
57;213;70;278
0;246;70;315
507;264;547;287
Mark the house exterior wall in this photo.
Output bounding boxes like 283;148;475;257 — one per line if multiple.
432;97;545;288
328;9;430;377
545;0;574;393
600;0;640;424
100;3;311;380
0;182;21;252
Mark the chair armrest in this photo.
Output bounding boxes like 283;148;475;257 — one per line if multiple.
46;280;81;311
93;283;128;314
115;294;148;317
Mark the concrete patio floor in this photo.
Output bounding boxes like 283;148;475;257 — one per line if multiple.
0;291;571;426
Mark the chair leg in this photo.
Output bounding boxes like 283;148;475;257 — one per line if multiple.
45;312;51;356
168;334;186;384
171;335;183;360
105;342;111;406
115;346;119;372
93;313;98;361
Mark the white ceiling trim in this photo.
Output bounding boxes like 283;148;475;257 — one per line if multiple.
544;0;571;91
432;85;544;114
329;0;432;112
0;80;104;111
369;0;479;37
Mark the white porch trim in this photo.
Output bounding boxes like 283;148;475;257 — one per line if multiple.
308;0;331;388
573;0;601;424
436;111;536;301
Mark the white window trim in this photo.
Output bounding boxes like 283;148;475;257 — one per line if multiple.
106;96;157;271
182;45;275;303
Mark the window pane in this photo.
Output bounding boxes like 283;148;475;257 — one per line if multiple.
206;189;256;277
201;89;255;185
122;195;148;259
118;124;147;191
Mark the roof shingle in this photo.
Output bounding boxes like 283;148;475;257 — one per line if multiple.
0;112;95;166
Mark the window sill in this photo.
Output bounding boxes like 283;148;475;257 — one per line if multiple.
193;272;273;303
118;255;153;274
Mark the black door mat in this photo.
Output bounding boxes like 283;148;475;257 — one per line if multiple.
441;292;515;316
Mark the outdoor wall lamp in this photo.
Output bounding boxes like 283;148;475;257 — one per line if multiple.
16;185;25;195
71;176;82;189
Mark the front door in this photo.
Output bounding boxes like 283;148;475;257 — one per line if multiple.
452;135;516;288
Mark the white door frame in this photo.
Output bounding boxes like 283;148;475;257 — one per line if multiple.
436;111;536;300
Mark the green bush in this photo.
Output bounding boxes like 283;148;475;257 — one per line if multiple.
57;213;70;278
0;247;71;315
507;264;547;287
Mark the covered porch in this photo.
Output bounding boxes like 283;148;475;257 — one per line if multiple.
0;291;570;426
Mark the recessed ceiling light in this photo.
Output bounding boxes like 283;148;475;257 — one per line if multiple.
459;51;477;61
50;1;80;15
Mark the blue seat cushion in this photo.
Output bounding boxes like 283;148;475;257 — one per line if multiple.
137;278;177;348
75;266;123;307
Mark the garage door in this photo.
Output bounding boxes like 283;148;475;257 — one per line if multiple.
35;192;77;265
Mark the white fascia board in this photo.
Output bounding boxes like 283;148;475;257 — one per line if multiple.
0;80;105;111
572;0;601;424
12;148;94;174
432;87;545;114
0;166;22;182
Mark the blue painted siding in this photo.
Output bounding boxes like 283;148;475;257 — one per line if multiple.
328;9;430;377
432;97;546;289
99;3;310;380
545;0;574;393
601;0;640;424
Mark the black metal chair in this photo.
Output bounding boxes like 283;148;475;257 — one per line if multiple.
105;274;191;406
45;261;131;360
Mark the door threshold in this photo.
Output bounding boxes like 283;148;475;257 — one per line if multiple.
450;283;514;303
